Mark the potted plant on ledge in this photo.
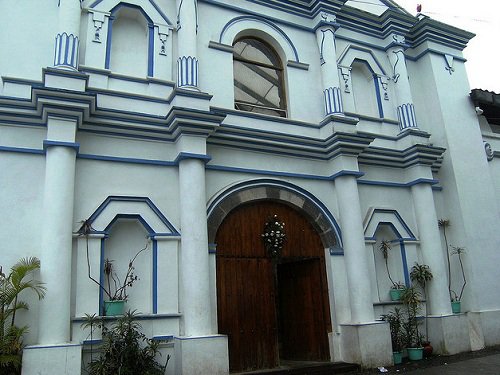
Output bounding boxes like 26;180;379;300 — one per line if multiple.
382;307;405;365
379;240;405;301
401;286;424;361
77;218;150;316
450;246;467;313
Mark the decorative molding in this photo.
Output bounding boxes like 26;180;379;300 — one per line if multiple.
484;142;494;161
397;103;418;131
380;76;390;100
177;56;198;88
54;33;79;70
444;54;455;75
390;49;404;82
340;66;351;93
319;28;335;65
158;31;168;56
324;87;343;115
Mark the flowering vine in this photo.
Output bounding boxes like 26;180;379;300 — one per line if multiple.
261;215;286;258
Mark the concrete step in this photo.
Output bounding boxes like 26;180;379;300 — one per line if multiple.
234;361;360;375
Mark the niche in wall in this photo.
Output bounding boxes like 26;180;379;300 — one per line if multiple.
351;60;380;118
109;6;149;77
373;224;408;301
103;218;152;313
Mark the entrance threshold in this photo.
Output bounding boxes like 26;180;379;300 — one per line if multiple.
233;360;360;375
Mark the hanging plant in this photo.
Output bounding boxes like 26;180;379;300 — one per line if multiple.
261;215;286;258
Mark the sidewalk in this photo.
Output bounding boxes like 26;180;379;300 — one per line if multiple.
355;345;500;374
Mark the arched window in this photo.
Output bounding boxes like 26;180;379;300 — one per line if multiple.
233;38;287;117
351;60;381;118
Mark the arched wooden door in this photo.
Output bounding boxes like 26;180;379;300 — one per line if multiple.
216;201;332;372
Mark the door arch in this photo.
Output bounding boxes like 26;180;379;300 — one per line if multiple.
215;200;332;372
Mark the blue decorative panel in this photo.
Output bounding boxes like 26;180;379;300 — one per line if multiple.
397;103;418;131
177;56;198;88
324;86;343;115
54;32;79;70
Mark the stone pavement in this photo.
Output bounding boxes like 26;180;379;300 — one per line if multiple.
360;346;500;374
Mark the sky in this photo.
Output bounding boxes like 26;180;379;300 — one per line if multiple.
396;0;500;93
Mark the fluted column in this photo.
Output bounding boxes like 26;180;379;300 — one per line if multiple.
178;157;211;335
335;175;374;323
315;12;343;116
176;0;199;89
411;183;452;315
387;34;418;131
38;117;78;344
54;0;81;70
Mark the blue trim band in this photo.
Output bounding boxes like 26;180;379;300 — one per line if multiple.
43;140;80;152
174;152;211;164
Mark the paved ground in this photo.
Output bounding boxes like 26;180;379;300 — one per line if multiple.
355;345;500;374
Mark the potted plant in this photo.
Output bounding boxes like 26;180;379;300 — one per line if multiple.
382;307;405;364
450;246;467;313
410;263;433;356
401;286;424;361
1;257;46;374
77;218;149;316
81;310;170;374
379;240;405;301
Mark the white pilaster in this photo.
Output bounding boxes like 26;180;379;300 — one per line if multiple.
38;117;78;345
54;0;81;70
335;175;374;323
411;183;452;315
387;35;418;131
176;0;198;89
315;13;343;116
178;157;211;336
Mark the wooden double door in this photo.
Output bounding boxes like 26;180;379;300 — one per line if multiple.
216;201;332;372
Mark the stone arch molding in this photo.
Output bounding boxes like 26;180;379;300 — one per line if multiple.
89;0;174;27
338;45;387;76
85;196;180;237
363;207;416;241
219;16;300;63
207;179;342;251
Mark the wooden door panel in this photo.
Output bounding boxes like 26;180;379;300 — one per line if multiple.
216;201;332;372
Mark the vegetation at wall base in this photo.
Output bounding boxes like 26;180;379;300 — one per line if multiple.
0;257;46;375
83;310;169;375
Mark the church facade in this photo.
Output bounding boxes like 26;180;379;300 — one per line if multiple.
0;0;499;374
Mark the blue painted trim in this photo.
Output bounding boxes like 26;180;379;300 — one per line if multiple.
148;25;154;77
174;152;211;164
87;196;180;236
78;153;176;166
153;335;174;341
219;15;300;62
374;76;384;119
43;140;80;152
152;240;158;314
329;246;344;256
208;243;217;254
104;16;114;70
358;178;439;188
0;146;44;155
371;210;416;239
90;0;172;25
99;238;105;315
405;48;467;63
400;241;410;287
207;164;363;181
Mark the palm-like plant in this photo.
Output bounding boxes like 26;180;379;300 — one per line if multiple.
0;257;46;374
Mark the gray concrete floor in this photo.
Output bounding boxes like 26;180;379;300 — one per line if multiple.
408;353;500;374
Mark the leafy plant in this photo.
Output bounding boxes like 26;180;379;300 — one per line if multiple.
0;257;46;374
438;219;451;297
82;310;169;375
450;246;467;302
401;286;423;348
410;263;433;342
77;218;149;301
382;307;405;352
379;240;404;289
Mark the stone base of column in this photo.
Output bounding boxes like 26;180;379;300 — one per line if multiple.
427;314;471;355
339;322;392;367
174;334;229;375
22;343;82;375
470;309;500;348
